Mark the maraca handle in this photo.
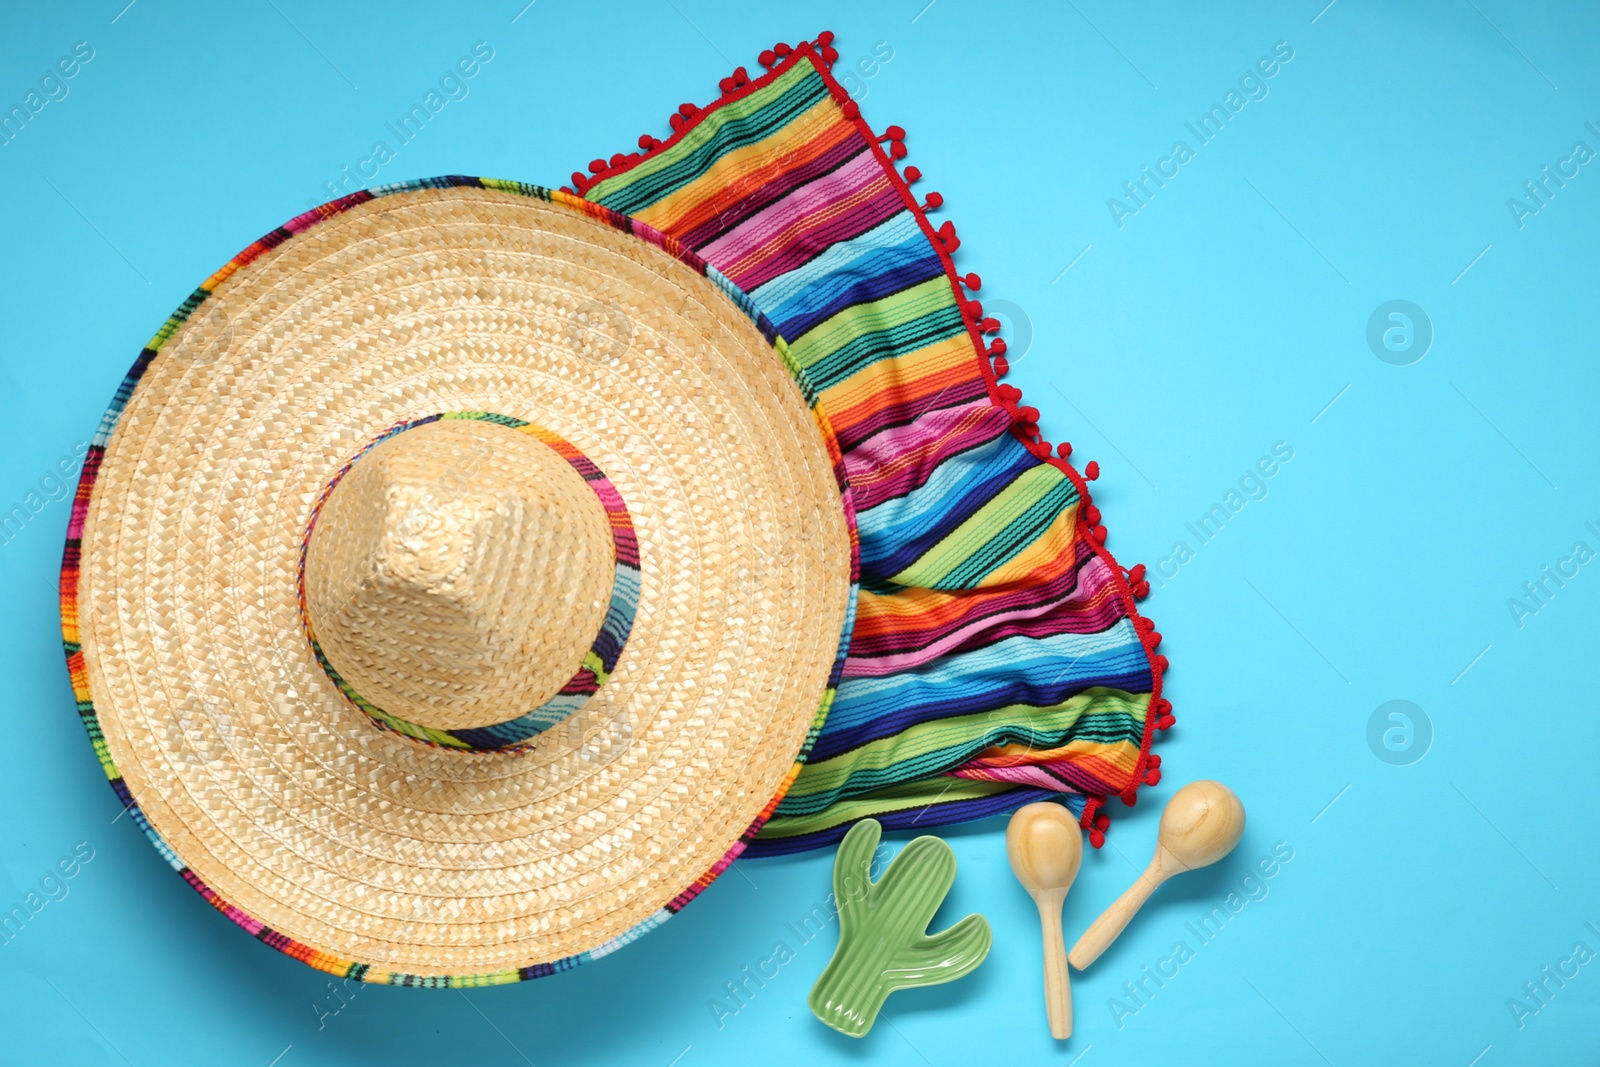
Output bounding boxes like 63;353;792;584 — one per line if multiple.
1036;894;1072;1039
1068;865;1165;970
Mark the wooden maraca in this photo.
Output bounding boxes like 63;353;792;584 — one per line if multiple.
1068;780;1245;970
1006;802;1083;1039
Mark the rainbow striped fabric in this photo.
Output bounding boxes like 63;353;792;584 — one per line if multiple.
578;37;1168;853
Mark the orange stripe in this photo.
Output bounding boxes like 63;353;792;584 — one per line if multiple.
631;98;849;234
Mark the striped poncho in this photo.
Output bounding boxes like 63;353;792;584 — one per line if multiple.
573;33;1169;854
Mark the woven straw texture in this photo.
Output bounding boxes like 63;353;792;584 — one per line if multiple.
66;182;856;982
304;416;617;732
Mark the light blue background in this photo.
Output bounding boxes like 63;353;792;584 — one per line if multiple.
2;1;1597;1064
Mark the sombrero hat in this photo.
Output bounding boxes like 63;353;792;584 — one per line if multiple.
61;179;858;985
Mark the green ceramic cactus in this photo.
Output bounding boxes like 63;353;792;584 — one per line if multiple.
808;819;992;1037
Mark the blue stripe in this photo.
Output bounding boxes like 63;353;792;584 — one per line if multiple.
855;435;1038;577
810;625;1153;760
751;214;944;340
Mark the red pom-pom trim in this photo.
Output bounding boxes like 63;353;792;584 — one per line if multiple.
564;32;1174;859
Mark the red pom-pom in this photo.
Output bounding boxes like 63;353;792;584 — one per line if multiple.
1157;713;1176;730
1121;791;1138;807
1028;440;1052;458
1084;504;1101;525
990;338;1008;358
1145;766;1162;786
992;355;1009;377
1129;563;1147;583
936;220;959;252
1156;698;1172;714
998;384;1023;402
679;103;698;117
888;140;908;160
1154;655;1170;672
637;134;654;150
774;42;792;57
1134;615;1154;634
1093;813;1111;832
758;49;777;67
979;316;1001;334
882;124;906;141
1146;630;1162;649
570;171;587;189
903;165;922;183
962;272;981;290
1057;441;1072;459
588;158;607;174
841;99;860;119
1092;524;1108;543
821;46;839;64
734;66;749;84
1089;829;1105;848
669;112;686;131
719;76;735;92
1018;405;1039;424
922;191;944;211
817;30;835;45
1132;580;1151;598
1085;460;1100;480
610;153;627;167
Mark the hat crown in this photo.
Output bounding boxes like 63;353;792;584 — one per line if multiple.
303;418;616;734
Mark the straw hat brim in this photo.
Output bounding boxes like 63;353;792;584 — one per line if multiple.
61;179;858;985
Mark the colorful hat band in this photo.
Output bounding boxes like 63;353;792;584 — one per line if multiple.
296;411;639;753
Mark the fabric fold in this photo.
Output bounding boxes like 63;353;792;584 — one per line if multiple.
578;38;1166;853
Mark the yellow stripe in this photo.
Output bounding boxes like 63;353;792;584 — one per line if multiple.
979;496;1081;587
816;333;973;416
789;275;952;372
889;464;1068;587
630;93;842;233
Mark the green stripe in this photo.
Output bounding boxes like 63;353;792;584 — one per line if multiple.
778;687;1147;815
937;474;1080;589
890;465;1072;588
761;778;1024;839
588;62;828;215
789;276;962;388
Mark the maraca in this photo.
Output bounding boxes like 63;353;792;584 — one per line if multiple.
1068;781;1245;970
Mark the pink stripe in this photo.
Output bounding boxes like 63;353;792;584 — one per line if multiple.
843;400;1006;512
948;765;1084;793
701;151;885;278
843;556;1122;677
588;479;627;512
